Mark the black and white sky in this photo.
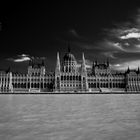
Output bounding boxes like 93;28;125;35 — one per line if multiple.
1;1;140;72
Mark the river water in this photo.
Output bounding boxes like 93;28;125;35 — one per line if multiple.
0;94;140;140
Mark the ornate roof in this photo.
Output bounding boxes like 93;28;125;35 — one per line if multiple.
63;52;76;62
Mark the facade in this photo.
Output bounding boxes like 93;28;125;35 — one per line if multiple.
0;49;140;93
0;70;13;93
12;59;54;93
55;50;88;92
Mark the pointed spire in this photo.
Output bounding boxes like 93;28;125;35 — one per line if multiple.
81;53;86;73
55;52;60;73
82;53;85;64
127;66;130;73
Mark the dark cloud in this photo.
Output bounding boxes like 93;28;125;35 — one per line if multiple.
91;8;140;70
1;2;140;72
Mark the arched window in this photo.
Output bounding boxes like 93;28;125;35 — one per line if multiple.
18;83;20;88
15;83;17;88
34;83;36;88
110;83;112;88
67;76;69;80
66;67;68;72
73;76;75;80
21;83;24;88
24;83;26;88
44;83;47;88
69;67;71;72
100;83;102;88
28;83;30;88
41;83;43;88
91;83;94;88
61;76;63;80
37;83;39;88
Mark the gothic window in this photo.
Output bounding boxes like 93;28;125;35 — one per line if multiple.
88;83;90;88
61;76;63;80
73;76;75;80
41;83;43;88
67;76;69;80
21;83;23;88
37;83;39;88
91;83;94;88
15;83;17;88
100;83;102;88
110;83;112;88
44;83;47;88
28;83;30;88
24;83;26;88
66;67;68;72
18;83;20;88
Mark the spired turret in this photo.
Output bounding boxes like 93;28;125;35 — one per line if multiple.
55;52;60;74
55;52;61;92
127;66;130;73
81;53;86;74
81;53;88;91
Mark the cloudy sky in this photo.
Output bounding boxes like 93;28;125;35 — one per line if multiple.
0;1;140;72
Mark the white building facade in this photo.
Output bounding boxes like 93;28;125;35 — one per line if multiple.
0;49;139;93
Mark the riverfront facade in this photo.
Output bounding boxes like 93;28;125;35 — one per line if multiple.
0;49;140;93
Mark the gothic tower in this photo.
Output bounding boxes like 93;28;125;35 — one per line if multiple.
55;52;61;92
81;53;88;91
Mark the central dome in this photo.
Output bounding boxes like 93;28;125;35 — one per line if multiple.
63;52;76;62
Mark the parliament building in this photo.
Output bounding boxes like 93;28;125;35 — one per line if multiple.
0;48;140;93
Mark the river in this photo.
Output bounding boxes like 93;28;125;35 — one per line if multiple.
0;94;140;140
